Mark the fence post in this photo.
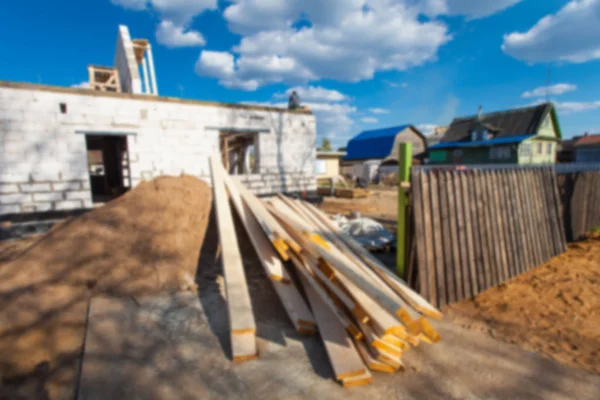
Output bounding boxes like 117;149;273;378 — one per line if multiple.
397;143;412;278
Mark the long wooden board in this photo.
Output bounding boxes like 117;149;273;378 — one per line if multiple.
299;274;370;383
209;156;257;361
218;164;316;333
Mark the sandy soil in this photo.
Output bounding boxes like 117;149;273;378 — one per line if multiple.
448;233;600;375
0;176;212;400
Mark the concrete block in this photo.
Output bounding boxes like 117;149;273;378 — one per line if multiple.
19;183;52;193
33;192;64;202
35;202;54;212
0;183;19;194
65;191;91;201
53;200;84;210
1;193;33;204
52;181;83;191
0;204;21;215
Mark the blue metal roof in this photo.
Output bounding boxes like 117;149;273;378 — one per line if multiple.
344;125;410;161
428;134;536;150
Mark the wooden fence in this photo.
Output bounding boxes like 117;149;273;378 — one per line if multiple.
410;166;566;308
557;171;600;241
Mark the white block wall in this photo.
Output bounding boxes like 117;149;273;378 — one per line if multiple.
114;25;142;94
0;84;316;215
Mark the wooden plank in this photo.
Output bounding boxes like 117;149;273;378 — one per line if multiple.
501;169;519;278
290;253;363;339
438;170;456;304
514;169;535;273
411;169;430;303
292;199;432;329
452;170;470;299
491;170;509;283
473;170;491;290
459;170;478;297
219;158;316;333
481;170;499;288
304;201;443;320
541;168;560;257
546;168;566;253
420;170;438;307
208;156;256;361
525;168;544;269
342;372;374;387
354;338;397;373
446;170;464;300
508;170;526;275
299;273;369;382
532;169;551;262
429;170;447;308
268;204;407;336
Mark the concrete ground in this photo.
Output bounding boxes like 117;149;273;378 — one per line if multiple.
78;292;600;400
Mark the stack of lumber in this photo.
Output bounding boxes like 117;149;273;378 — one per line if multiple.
209;157;442;387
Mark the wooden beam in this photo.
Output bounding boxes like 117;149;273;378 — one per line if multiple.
209;156;257;361
304;202;443;320
299;273;370;383
217;161;316;333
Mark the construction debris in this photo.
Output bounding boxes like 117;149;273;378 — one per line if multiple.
209;156;442;387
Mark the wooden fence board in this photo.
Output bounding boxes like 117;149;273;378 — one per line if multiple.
516;169;536;272
482;170;500;286
411;169;429;303
510;170;528;275
429;171;447;308
453;171;470;299
446;170;464;300
439;171;456;304
412;166;566;306
474;170;492;290
460;171;478;297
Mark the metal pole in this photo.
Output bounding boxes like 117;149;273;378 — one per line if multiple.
396;142;412;277
147;44;159;95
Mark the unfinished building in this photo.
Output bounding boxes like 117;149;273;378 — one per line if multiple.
0;26;316;216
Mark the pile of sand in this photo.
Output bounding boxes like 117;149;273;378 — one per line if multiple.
0;175;212;399
448;233;600;375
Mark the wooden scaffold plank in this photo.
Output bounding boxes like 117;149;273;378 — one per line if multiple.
209;156;257;361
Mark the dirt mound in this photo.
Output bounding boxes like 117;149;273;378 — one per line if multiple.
448;233;600;375
0;175;212;399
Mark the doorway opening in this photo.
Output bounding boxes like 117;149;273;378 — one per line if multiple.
219;131;259;175
85;135;131;203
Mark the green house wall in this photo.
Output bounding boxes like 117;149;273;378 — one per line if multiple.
429;147;519;164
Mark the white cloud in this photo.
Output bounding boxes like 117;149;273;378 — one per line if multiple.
521;83;577;98
419;0;523;19
369;108;390;114
274;86;347;102
361;117;379;124
197;1;451;90
111;0;216;47
502;0;600;63
195;51;259;90
71;81;89;89
417;123;437;135
156;20;205;47
554;100;600;114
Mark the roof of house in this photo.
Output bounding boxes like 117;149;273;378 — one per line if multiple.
429;134;536;150
345;125;419;161
441;103;560;143
574;134;600;148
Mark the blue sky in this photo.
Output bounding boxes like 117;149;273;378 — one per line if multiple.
1;0;599;148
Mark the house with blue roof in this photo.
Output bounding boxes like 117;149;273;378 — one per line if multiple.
344;125;427;164
429;102;561;165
